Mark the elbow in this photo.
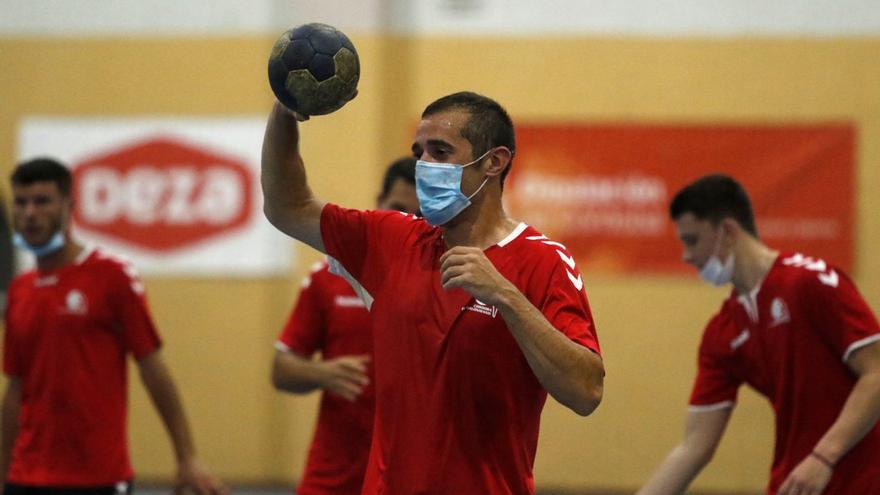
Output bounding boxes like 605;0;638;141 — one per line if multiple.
572;356;605;417
270;359;298;393
263;202;285;231
571;381;604;417
270;362;285;391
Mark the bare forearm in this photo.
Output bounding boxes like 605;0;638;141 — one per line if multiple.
1;383;20;480
639;409;730;495
812;371;880;463
261;103;325;250
139;359;196;463
638;445;710;495
272;353;326;394
497;289;604;416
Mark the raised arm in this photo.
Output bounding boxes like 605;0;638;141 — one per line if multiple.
637;407;732;495
261;102;326;252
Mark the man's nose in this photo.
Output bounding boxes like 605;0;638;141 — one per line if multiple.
681;250;694;265
20;201;39;218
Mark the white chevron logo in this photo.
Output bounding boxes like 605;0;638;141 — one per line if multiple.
567;271;583;291
807;259;827;272
819;270;839;288
556;250;576;270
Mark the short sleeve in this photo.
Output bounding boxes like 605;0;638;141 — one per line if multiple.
277;266;327;356
689;319;741;410
109;262;162;359
802;267;880;362
320;203;422;295
540;261;601;355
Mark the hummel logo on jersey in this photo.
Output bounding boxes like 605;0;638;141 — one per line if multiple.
63;289;88;315
556;250;576;270
335;295;366;308
730;329;750;350
770;297;791;327
525;235;583;291
463;299;498;318
819;270;839;288
783;253;840;288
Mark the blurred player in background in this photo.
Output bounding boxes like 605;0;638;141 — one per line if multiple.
638;174;880;495
0;195;13;313
261;91;605;494
1;158;227;495
270;157;418;494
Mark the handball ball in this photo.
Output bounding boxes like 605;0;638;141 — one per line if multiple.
268;23;360;117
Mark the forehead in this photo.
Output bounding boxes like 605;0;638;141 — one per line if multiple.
675;212;714;234
12;181;63;197
414;109;471;145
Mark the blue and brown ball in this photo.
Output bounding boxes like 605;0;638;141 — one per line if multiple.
268;23;360;117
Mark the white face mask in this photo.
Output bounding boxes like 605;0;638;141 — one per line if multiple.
699;227;735;286
13;230;65;258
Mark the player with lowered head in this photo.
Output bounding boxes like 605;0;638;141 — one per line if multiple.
638;174;880;495
261;92;605;494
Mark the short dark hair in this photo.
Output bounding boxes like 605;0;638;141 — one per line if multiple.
422;91;516;187
669;174;758;236
380;157;416;198
11;157;72;197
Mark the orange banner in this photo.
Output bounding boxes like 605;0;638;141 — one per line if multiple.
505;124;855;275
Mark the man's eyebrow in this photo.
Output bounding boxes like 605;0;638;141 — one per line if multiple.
425;139;453;149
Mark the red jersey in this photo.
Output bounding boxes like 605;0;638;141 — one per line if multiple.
690;252;880;494
3;247;161;486
320;204;601;495
276;260;374;494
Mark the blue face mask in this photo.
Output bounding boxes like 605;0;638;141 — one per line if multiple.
415;149;493;226
13;230;65;258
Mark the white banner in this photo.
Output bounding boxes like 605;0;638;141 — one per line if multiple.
17;117;293;277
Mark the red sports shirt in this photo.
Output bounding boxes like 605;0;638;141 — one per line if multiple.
3;247;161;486
276;260;374;495
320;204;601;495
690;252;880;494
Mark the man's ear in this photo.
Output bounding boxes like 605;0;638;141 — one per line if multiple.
720;217;741;244
484;147;513;178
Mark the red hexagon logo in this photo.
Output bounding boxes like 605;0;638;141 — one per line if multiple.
71;136;253;252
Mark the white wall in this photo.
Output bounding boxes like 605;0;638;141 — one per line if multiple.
1;0;878;36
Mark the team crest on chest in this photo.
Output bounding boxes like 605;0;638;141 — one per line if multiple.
63;289;89;315
463;299;498;318
769;297;791;327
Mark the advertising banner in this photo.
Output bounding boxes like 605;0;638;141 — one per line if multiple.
506;124;855;274
18;117;293;276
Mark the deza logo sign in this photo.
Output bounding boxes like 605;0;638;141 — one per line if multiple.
71;137;253;252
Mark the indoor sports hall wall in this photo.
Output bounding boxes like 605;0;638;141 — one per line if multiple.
2;4;879;493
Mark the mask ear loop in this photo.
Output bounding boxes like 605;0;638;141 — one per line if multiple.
711;222;726;259
461;147;498;200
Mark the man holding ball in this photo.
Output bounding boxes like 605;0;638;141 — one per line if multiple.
261;91;604;494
